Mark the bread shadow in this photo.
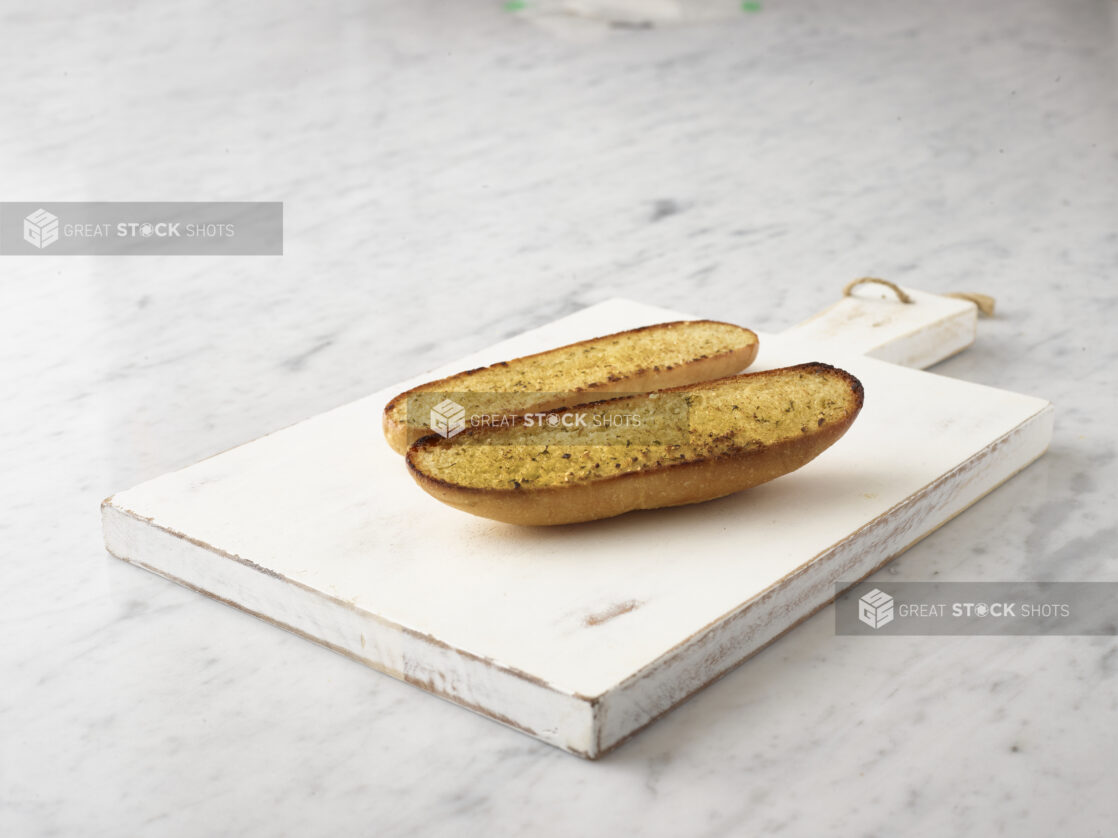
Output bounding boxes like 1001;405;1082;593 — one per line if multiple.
481;464;897;559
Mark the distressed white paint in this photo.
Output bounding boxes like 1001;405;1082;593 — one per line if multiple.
789;286;978;368
102;298;1052;758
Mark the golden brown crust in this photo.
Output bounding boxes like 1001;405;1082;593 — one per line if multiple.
382;320;759;454
405;363;864;526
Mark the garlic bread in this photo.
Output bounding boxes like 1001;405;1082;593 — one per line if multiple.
383;320;759;454
406;362;864;525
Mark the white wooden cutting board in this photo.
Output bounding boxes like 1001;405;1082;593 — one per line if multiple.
102;293;1053;758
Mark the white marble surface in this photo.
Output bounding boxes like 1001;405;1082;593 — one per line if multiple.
2;0;1116;834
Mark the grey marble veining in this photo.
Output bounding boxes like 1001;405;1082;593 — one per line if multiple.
2;0;1116;835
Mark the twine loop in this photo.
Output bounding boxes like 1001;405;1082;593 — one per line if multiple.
842;277;995;317
843;277;912;304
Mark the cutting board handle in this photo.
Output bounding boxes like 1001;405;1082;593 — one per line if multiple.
783;282;988;369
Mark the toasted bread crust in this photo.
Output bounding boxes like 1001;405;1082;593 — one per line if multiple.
382;320;759;454
406;363;864;526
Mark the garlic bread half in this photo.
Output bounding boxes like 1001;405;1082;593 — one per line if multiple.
406;362;864;525
383;320;759;454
